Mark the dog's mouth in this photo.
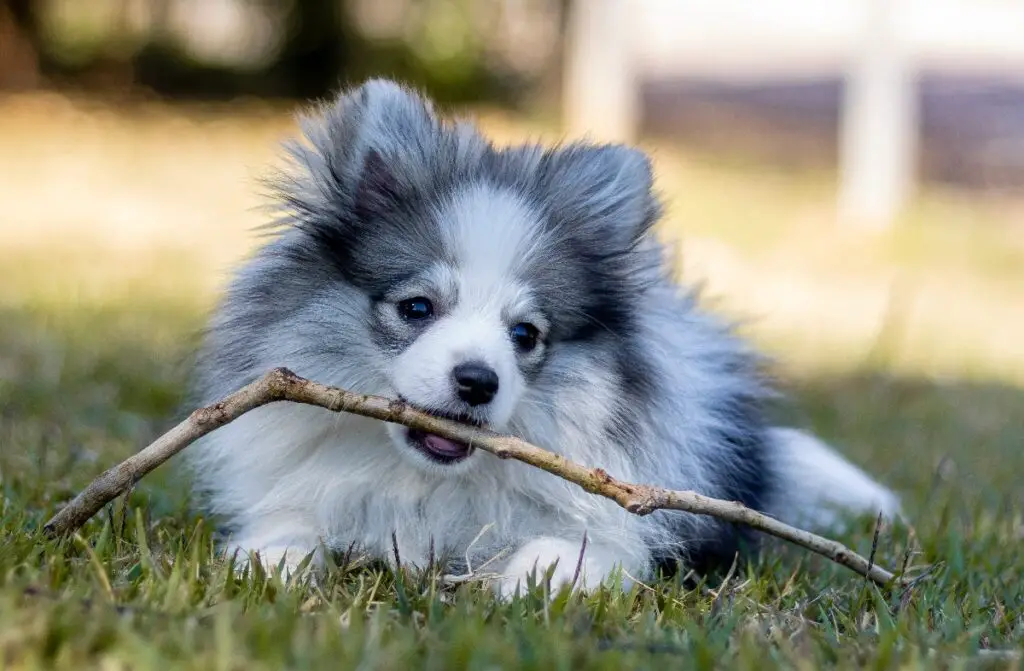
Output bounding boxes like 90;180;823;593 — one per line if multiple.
399;400;484;465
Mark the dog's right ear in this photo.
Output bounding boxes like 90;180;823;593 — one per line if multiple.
279;79;441;223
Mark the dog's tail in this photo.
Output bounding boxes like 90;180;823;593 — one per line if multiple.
766;427;902;530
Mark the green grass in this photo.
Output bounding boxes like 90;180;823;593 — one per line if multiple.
1;96;1022;669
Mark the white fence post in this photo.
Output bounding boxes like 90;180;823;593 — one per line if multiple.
839;0;918;229
562;0;637;143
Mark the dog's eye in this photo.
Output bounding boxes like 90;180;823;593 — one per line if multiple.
510;322;540;351
398;297;433;321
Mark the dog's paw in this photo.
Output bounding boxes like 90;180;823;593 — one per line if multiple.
225;541;322;581
495;536;627;600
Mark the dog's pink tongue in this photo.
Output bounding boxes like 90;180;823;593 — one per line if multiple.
423;434;469;457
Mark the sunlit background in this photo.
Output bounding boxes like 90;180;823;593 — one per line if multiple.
1;0;1022;521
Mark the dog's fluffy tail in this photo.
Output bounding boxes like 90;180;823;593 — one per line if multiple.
766;427;902;530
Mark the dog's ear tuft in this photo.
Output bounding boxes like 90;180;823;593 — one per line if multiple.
279;79;440;221
541;144;661;245
346;79;438;158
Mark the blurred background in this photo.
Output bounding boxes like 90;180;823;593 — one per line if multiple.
1;1;1022;512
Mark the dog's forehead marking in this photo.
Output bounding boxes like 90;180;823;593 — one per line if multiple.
439;182;543;312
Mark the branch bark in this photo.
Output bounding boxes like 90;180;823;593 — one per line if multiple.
43;368;903;587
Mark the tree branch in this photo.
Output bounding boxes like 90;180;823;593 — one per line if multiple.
43;368;903;587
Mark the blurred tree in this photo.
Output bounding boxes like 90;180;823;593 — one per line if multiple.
0;0;43;88
0;0;565;105
131;0;350;99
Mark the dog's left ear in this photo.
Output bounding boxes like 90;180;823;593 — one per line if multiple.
540;144;661;245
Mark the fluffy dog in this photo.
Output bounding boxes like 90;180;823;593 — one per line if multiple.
187;79;900;596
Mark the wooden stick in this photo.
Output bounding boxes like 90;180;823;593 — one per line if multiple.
43;368;903;587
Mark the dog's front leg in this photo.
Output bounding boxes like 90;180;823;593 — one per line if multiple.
495;536;639;599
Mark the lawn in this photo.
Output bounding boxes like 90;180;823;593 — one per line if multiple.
1;93;1022;669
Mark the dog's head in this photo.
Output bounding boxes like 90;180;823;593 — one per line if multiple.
249;80;663;472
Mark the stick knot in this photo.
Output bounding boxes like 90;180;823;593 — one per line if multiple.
192;403;227;425
388;398;407;417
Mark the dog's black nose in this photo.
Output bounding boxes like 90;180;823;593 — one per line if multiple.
452;362;499;406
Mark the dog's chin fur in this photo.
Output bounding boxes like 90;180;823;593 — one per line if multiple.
186;79;903;595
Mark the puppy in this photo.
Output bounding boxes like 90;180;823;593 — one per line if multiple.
187;79;900;596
